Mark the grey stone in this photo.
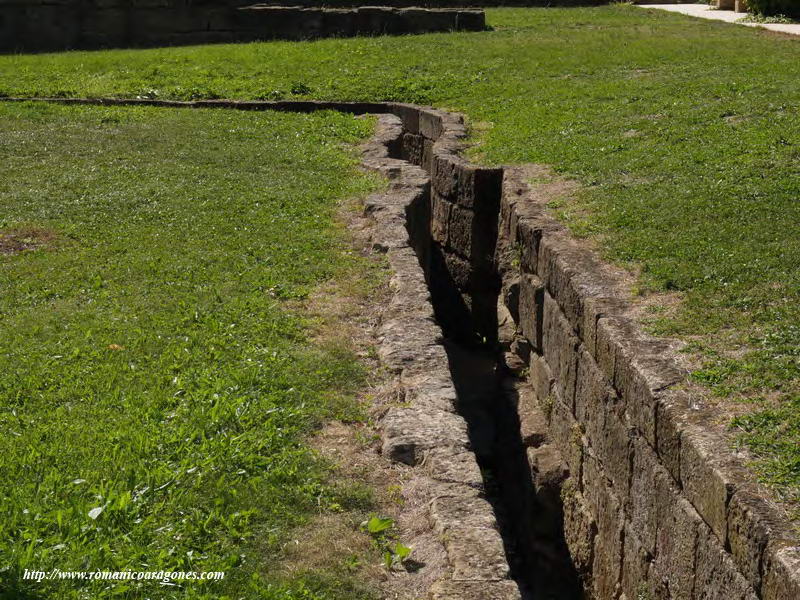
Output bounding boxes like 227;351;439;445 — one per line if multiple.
542;293;579;411
381;406;468;465
442;526;511;581
653;469;701;599
518;273;544;352
680;424;736;547
561;484;597;575
762;543;800;600
694;520;759;600
430;495;497;536
429;579;521;600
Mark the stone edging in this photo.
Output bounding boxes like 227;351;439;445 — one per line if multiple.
0;4;485;53
360;113;521;599
1;96;797;599
494;166;800;599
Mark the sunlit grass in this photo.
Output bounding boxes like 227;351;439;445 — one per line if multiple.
0;102;380;599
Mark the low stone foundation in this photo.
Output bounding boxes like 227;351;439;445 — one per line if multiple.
0;2;485;53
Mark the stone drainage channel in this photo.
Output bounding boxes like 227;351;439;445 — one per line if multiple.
365;115;583;600
5;98;799;600
361;109;581;599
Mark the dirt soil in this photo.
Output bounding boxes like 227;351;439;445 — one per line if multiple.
0;227;57;254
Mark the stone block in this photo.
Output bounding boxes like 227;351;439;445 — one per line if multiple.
456;164;503;211
430;192;452;246
518;273;544;352
614;341;682;447
583;459;624;600
574;347;607;427
594;315;625;387
390;103;420;135
381;406;468;465
582;381;631;499
355;6;403;35
419;109;445;141
442;525;510;581
762;543;800;600
401;131;424;165
516;218;546;277
320;8;356;37
536;236;595;336
581;295;627;359
726;489;775;594
430;495;497;536
549;396;583;484
455;9;486;31
527;444;568;506
424;446;485;492
653;470;702;599
529;353;554;407
502;275;520;325
517;385;548;448
429;580;521;600
422;138;435;174
443;250;472;291
542;293;579;411
680;424;735;547
694;520;759;600
447;203;474;258
621;522;652;600
629;436;660;555
654;389;689;483
561;484;597;575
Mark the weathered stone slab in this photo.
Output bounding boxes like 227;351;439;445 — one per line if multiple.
653;470;701;599
629;436;661;555
561;484;597;575
621;521;652;600
529;353;554;408
518;273;544;352
429;580;521;600
680;423;736;547
542;293;579;411
694;520;759;600
726;489;774;593
447;203;474;257
762;543;800;600
382;406;469;465
549;393;583;484
582;456;624;600
442;526;511;581
431;191;452;246
430;495;497;536
424;445;486;490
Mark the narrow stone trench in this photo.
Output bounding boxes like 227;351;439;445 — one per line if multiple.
391;136;586;598
441;325;584;599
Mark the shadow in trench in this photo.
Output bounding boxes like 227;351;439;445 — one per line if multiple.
444;340;584;600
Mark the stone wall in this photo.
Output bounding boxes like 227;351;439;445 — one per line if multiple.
381;102;800;600
258;0;609;6
0;2;485;53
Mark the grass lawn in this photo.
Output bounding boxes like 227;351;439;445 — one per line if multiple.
0;102;382;599
0;0;797;567
3;4;795;511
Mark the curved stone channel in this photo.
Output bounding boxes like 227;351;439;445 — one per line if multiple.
3;97;799;600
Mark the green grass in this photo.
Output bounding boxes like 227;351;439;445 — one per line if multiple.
0;102;381;599
3;3;794;511
0;2;796;535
